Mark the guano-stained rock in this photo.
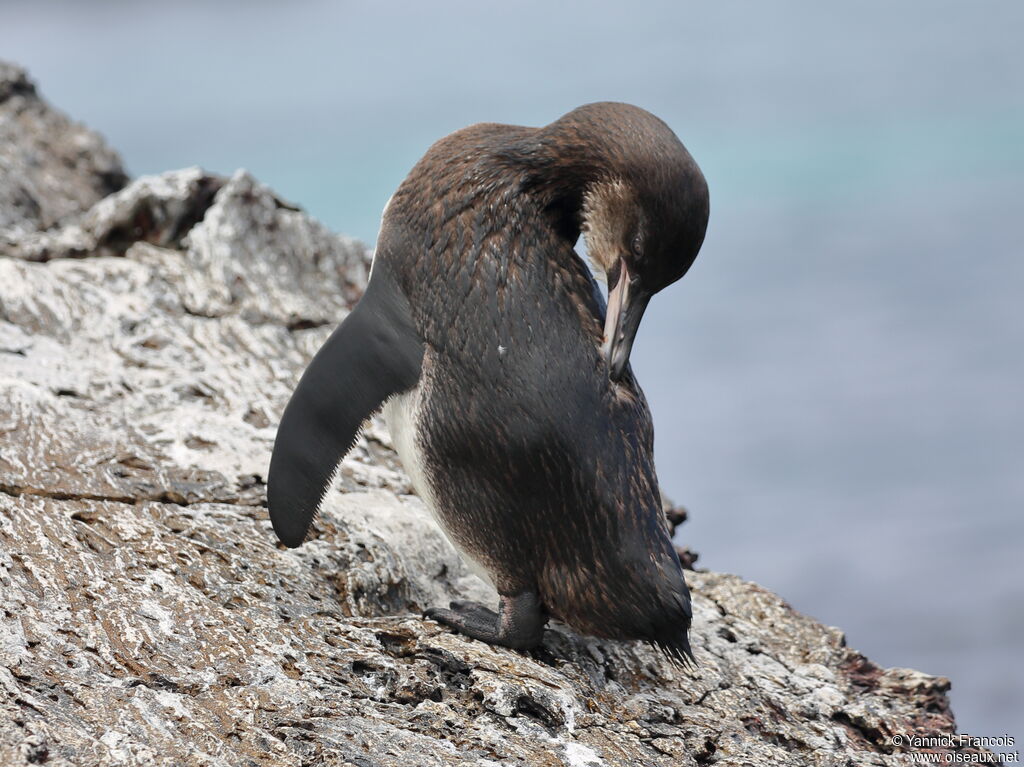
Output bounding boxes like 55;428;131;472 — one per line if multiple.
0;65;985;767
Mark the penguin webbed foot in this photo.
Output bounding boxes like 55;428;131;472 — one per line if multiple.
424;592;545;650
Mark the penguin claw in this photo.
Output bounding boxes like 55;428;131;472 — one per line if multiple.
423;593;546;650
423;601;500;642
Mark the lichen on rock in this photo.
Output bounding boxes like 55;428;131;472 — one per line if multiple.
0;61;985;766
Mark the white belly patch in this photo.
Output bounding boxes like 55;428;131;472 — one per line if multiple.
382;383;494;586
382;385;432;507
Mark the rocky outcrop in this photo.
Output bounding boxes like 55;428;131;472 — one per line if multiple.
0;63;127;236
0;64;980;766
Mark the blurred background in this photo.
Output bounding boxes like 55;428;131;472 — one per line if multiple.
4;0;1021;740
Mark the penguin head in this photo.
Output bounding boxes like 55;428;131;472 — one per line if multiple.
573;103;710;381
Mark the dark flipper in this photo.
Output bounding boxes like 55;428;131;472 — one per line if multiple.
268;261;423;547
425;592;547;650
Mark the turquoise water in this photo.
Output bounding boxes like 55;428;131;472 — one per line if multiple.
5;0;1022;740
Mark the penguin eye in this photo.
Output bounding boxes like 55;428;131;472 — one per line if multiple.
630;234;643;257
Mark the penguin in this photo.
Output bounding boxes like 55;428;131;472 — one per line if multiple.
267;102;709;663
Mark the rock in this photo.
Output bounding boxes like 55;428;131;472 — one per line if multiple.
664;501;699;570
0;61;128;236
0;65;987;766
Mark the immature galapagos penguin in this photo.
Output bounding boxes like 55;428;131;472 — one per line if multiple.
267;102;709;663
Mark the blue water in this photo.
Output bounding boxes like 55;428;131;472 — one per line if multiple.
5;0;1022;742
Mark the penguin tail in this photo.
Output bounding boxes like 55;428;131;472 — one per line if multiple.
653;623;696;668
645;579;696;668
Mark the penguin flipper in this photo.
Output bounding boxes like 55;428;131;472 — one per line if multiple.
267;262;423;547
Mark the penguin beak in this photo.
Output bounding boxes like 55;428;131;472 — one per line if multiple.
603;261;651;382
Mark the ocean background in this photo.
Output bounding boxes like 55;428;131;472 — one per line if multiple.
4;0;1021;742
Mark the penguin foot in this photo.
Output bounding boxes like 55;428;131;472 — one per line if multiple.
424;591;546;650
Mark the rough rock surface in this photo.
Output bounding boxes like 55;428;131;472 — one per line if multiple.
0;62;128;235
0;68;983;766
